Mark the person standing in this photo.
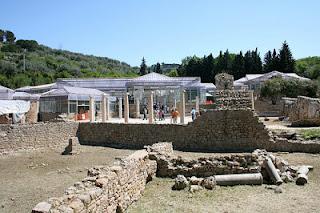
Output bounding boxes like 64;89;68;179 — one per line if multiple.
143;105;148;120
191;107;196;121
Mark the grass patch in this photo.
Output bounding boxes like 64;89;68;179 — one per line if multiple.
301;129;320;140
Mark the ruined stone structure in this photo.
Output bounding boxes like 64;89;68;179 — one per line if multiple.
32;142;309;212
33;149;157;213
213;73;254;110
78;109;271;152
283;96;320;126
1;109;320;155
0;122;79;155
215;73;234;90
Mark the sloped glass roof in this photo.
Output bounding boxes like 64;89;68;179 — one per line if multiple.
41;86;106;101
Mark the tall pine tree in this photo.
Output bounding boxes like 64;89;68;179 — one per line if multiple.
232;51;245;79
139;57;147;76
279;41;295;73
155;62;162;74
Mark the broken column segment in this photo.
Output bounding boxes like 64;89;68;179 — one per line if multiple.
264;157;283;185
214;173;263;186
296;165;313;185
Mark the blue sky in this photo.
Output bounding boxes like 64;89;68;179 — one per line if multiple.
1;0;320;66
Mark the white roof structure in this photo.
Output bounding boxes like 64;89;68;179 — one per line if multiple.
41;86;106;101
13;92;41;100
0;85;14;100
16;83;56;94
234;71;309;86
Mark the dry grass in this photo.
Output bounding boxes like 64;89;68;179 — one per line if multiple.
0;146;133;213
128;152;320;213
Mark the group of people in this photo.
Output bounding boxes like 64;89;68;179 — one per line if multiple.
142;103;198;123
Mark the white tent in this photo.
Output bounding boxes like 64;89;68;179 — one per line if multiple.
0;100;30;115
0;85;14;100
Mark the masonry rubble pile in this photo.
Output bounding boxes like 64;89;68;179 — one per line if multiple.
33;142;313;213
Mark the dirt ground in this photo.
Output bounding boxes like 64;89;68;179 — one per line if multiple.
128;152;320;213
0;146;133;213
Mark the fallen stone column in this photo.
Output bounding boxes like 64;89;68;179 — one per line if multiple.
296;165;313;185
264;157;283;185
214;173;263;186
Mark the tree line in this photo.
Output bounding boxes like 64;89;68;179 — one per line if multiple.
140;41;296;83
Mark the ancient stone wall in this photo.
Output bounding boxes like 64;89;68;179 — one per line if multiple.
32;149;157;213
0;122;79;155
215;73;234;90
2;110;320;156
78;109;271;152
213;90;253;110
283;96;320;126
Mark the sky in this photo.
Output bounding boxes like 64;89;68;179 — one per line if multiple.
1;0;320;66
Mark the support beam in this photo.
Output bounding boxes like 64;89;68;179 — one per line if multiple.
89;96;95;122
180;89;185;124
251;91;255;110
118;97;123;119
106;95;110;120
124;92;129;124
135;98;140;118
148;92;154;124
195;96;200;113
101;94;107;122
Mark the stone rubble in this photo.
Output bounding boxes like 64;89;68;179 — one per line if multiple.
32;142;314;213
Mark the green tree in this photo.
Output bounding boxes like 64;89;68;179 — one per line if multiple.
0;29;4;42
279;41;295;73
260;77;283;104
167;69;178;77
5;31;16;43
139;57;147;75
155;62;162;74
263;50;273;72
16;40;38;51
232;51;245;80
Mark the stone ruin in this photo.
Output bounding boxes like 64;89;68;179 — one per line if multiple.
212;73;254;110
215;73;234;90
283;96;320;126
32;142;314;213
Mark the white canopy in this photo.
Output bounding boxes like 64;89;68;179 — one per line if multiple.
0;100;30;115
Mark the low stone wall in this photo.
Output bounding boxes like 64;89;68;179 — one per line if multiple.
78;109;271;152
283;96;320;126
33;149;157;213
0;122;79;155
